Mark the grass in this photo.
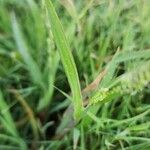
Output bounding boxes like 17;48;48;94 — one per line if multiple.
0;0;150;149
45;0;83;120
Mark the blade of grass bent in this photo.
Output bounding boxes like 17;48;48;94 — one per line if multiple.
45;0;83;119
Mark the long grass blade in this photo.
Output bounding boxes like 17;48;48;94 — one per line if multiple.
45;0;83;119
11;13;44;88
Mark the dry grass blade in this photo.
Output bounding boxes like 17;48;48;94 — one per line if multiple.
82;69;107;95
9;89;39;140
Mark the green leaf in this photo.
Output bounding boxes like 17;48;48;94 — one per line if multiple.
0;91;18;137
0;91;27;150
45;0;83;119
11;13;44;89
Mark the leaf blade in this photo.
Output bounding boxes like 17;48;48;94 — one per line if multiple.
45;0;83;119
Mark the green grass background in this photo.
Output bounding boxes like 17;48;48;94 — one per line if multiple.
0;0;150;149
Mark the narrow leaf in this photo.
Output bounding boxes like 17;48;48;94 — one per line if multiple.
45;0;83;119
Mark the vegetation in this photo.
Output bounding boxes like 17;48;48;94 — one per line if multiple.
0;0;150;149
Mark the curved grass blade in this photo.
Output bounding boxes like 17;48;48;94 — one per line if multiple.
45;0;83;119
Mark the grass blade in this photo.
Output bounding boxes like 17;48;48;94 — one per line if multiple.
0;91;18;137
0;91;27;150
45;0;83;119
11;13;44;88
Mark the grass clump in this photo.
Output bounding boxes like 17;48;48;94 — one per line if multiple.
0;0;150;149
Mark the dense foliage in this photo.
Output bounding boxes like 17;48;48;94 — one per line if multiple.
0;0;150;149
